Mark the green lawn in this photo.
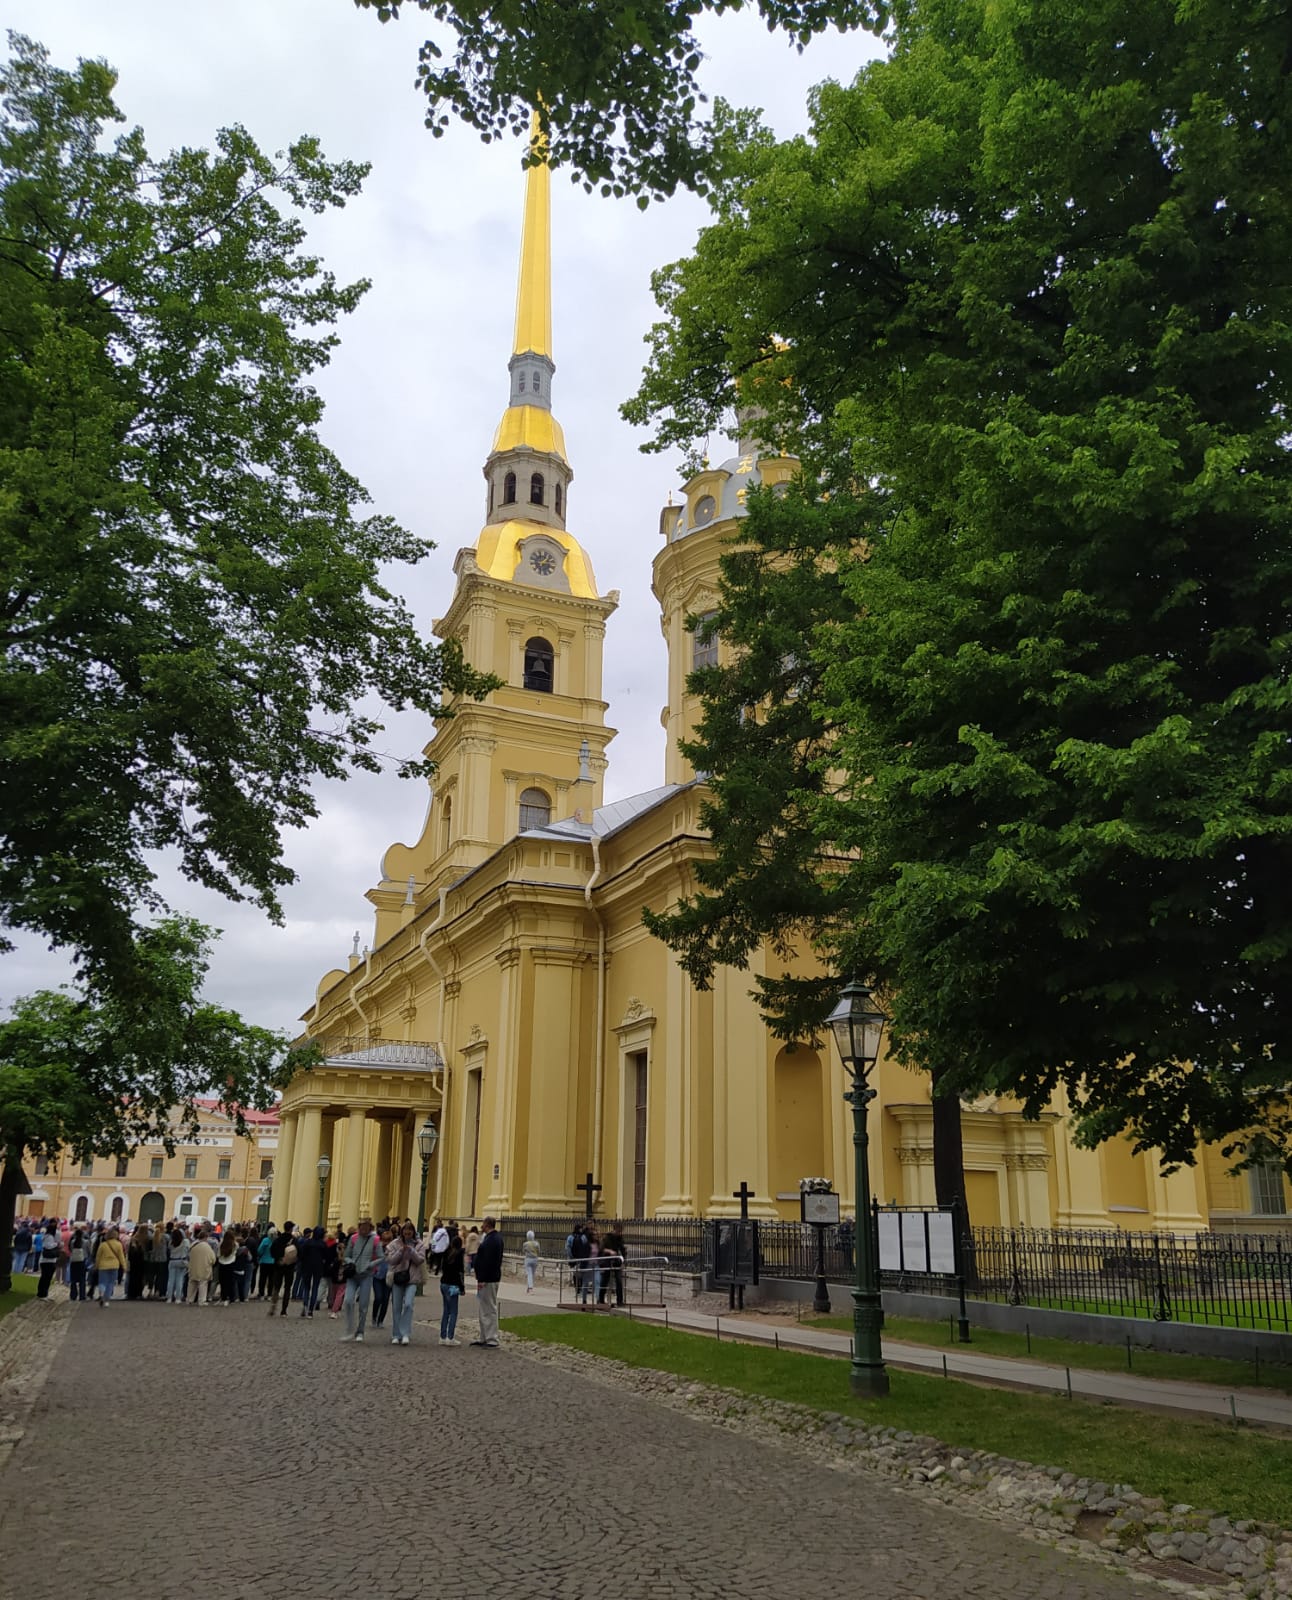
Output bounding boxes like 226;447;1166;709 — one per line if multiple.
803;1311;1292;1394
511;1314;1292;1526
0;1273;37;1323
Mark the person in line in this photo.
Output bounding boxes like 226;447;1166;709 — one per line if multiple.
148;1222;169;1298
439;1227;465;1345
269;1223;298;1316
165;1227;190;1303
95;1227;127;1306
12;1222;31;1279
67;1227;89;1302
428;1218;449;1277
384;1222;426;1346
126;1225;151;1300
470;1216;503;1348
338;1218;379;1343
464;1224;481;1272
255;1229;275;1298
522;1230;540;1293
324;1229;346;1318
582;1226;601;1307
295;1226;325;1318
215;1231;239;1304
370;1229;392;1331
187;1230;216;1305
36;1224;61;1298
599;1220;626;1307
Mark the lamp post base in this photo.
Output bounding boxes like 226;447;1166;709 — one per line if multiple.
812;1275;831;1315
849;1362;890;1399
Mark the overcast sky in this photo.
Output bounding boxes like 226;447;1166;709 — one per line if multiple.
3;3;882;1034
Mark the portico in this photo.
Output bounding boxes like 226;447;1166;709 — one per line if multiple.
274;1042;445;1229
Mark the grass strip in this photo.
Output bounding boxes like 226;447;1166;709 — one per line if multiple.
0;1274;38;1323
801;1312;1292;1394
511;1313;1292;1526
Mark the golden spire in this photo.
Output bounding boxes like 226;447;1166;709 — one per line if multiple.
512;110;552;359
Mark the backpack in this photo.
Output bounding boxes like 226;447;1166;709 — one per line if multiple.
282;1242;298;1266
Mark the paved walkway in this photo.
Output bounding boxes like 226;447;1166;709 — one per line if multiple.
0;1293;1151;1600
504;1280;1292;1428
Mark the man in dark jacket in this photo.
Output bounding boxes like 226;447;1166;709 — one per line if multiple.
470;1217;504;1347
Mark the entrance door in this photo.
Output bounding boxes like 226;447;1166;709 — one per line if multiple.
138;1191;165;1225
632;1053;648;1218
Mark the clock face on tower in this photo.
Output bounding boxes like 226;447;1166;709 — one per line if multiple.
529;547;557;576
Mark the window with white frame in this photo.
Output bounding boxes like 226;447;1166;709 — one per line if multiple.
1251;1163;1288;1216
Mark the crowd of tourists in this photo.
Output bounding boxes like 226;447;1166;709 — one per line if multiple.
9;1213;507;1347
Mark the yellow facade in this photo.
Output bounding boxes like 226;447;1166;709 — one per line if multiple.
273;140;1291;1239
16;1101;278;1229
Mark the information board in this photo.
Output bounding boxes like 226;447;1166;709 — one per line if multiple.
801;1191;841;1226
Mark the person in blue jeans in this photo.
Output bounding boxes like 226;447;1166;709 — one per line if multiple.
384;1222;425;1346
339;1218;379;1343
370;1231;392;1329
439;1231;465;1345
67;1228;89;1301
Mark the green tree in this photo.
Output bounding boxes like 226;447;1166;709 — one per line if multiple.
354;0;885;198
0;34;494;1001
633;0;1292;1173
0;917;302;1293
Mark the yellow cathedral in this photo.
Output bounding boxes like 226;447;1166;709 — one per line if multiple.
272;143;1291;1239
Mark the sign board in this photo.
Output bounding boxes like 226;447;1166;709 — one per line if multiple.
877;1207;960;1276
712;1219;760;1285
801;1191;841;1226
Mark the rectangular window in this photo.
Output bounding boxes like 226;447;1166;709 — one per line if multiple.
34;1155;48;1177
217;1157;231;1181
184;1156;197;1181
1251;1163;1288;1216
633;1053;649;1218
115;1156;128;1179
260;1158;274;1181
80;1158;94;1178
150;1156;163;1179
691;612;719;671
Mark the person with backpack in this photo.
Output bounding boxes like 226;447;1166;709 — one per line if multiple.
429;1218;450;1276
338;1218;379;1343
95;1227;127;1306
370;1228;393;1331
36;1223;61;1298
568;1224;590;1300
12;1222;31;1279
67;1227;89;1302
384;1222;426;1346
268;1223;298;1315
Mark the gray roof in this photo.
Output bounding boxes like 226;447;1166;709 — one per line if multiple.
520;783;688;844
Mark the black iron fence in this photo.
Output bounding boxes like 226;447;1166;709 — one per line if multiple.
963;1226;1292;1330
496;1212;1292;1329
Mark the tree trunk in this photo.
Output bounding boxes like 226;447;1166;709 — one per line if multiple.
930;1068;976;1286
0;1141;26;1296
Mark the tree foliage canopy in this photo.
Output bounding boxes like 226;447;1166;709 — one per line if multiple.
0;916;302;1290
0;34;493;998
634;0;1292;1169
353;0;886;199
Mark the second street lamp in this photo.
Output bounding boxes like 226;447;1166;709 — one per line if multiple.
416;1117;439;1235
316;1152;331;1230
827;976;890;1399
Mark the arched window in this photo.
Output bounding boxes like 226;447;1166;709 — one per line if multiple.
110;1195;124;1222
519;787;552;831
73;1194;89;1222
440;795;453;856
530;472;545;506
503;471;517;505
532;370;541;393
516;371;525;392
523;636;554;692
554;483;563;517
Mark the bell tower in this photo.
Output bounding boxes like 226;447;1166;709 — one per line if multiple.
367;114;617;940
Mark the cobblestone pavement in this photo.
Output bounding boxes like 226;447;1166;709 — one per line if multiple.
0;1295;1157;1600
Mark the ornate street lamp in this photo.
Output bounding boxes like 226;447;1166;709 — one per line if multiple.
316;1152;331;1229
416;1117;439;1235
827;976;890;1399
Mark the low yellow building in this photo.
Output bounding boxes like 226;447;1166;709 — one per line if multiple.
273;142;1290;1238
18;1099;278;1229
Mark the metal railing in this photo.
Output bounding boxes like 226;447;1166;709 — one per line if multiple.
962;1226;1292;1329
495;1215;706;1271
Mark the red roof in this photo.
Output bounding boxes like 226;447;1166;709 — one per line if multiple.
192;1097;280;1126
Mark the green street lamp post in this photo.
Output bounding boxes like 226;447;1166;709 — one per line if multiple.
827;977;891;1399
416;1117;439;1235
316;1153;331;1229
264;1165;274;1224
